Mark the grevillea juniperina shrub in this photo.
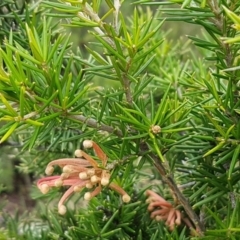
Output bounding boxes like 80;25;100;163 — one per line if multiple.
0;0;240;239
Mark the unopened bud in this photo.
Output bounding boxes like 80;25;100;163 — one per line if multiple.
45;166;54;175
74;185;83;192
83;140;93;149
175;210;181;225
101;177;109;186
54;179;63;187
122;194;131;203
146;198;150;204
151;125;161;134
75;149;83;158
40;184;50;194
91;175;100;183
86;183;93;189
175;218;181;225
58;205;67;215
63;165;73;173
87;169;95;176
147;203;154;211
84;192;91;200
79;172;88;180
61;173;69;179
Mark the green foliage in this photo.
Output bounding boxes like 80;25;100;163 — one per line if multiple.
0;0;240;239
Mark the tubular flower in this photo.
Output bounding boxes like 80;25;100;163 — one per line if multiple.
37;140;131;215
146;190;182;231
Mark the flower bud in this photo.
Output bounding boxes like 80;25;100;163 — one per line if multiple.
79;172;88;180
74;185;83;192
175;210;181;225
54;179;63;187
155;215;162;221
91;175;100;183
83;140;93;149
61;173;69;179
75;149;83;158
58;205;67;215
87;169;95;176
101;177;109;186
45;166;54;175
40;184;50;194
151;125;161;134
86;183;93;189
84;192;91;200
63;165;73;173
122;194;131;203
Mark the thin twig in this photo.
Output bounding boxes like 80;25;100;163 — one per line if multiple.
113;0;121;33
122;74;133;105
81;3;115;47
68;114;123;137
81;2;133;105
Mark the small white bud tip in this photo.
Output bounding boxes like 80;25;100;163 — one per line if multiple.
87;169;95;176
84;192;91;200
151;125;161;134
75;149;83;158
122;194;131;203
145;197;152;203
91;175;100;183
74;185;82;192
79;172;88;180
61;173;69;179
83;140;93;149
58;205;67;215
101;177;109;186
148;205;154;211
45;166;54;175
86;183;93;189
40;184;50;194
175;218;181;225
54;179;63;187
63;165;72;173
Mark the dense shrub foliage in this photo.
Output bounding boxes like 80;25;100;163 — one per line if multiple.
0;0;240;239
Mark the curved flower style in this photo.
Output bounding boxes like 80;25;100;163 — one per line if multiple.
37;140;131;215
146;190;182;231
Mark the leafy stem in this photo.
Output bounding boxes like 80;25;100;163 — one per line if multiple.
151;153;205;236
68;109;205;235
67;114;123;137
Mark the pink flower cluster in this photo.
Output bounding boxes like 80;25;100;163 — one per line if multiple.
37;140;131;214
146;190;182;231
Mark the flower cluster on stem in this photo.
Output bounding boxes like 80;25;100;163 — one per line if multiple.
37;140;131;215
146;190;182;231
